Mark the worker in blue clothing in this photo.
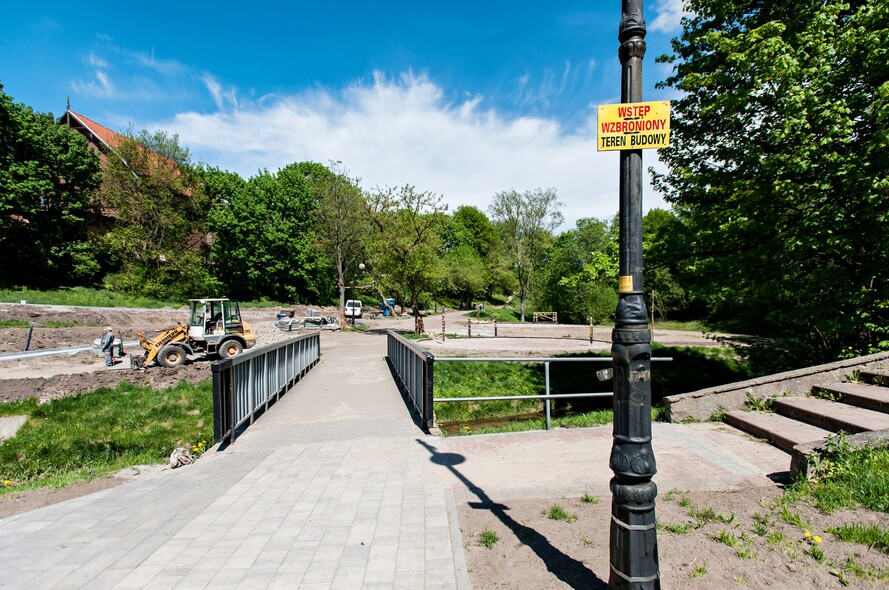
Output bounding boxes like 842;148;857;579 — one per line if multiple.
101;326;115;366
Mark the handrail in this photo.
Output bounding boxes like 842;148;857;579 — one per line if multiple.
386;331;434;430
385;333;673;432
212;332;320;444
432;355;672;431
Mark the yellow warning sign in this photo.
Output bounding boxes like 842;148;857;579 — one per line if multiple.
597;101;670;151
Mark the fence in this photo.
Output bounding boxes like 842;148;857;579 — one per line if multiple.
212;332;321;444
386;331;434;430
463;320;608;342
434;356;671;430
386;330;671;431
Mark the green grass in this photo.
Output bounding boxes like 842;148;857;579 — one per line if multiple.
441;408;666;437
0;398;38;417
787;440;889;513
828;523;889;553
836;555;889;584
0;287;179;309
661;522;693;535
652;320;714;332
0;380;213;492
478;528;499;549
692;506;734;527
713;529;739;547
581;492;599;505
435;361;544;423
545;504;578;523
0;319;85;328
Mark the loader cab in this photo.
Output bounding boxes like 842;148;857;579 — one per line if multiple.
187;298;247;342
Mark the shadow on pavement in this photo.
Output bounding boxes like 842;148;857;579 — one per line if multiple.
417;439;607;590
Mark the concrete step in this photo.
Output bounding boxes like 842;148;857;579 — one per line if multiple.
773;396;889;434
724;410;833;453
860;370;889;386
814;382;889;414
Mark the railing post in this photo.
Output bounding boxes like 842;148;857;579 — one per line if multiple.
545;361;551;431
212;360;225;443
424;352;435;430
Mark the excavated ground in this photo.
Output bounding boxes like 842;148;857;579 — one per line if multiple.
0;303;338;403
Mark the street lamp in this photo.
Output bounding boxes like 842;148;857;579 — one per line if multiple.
608;1;660;588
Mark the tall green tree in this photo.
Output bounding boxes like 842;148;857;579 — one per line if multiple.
206;163;333;303
641;209;687;321
654;0;889;367
364;185;447;316
437;205;500;308
314;162;368;311
534;217;618;324
489;188;563;321
100;130;212;299
0;85;101;286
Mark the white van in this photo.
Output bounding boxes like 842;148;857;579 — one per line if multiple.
344;300;363;318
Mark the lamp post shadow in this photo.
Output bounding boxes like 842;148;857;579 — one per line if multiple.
417;439;608;590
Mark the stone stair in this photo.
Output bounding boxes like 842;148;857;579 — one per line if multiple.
724;369;889;466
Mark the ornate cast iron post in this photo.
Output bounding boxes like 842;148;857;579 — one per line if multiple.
609;1;659;588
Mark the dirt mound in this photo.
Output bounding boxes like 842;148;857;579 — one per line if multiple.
0;364;210;404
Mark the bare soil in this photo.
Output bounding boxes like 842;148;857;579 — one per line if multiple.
460;485;889;589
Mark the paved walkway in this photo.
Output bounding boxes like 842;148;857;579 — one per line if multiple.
0;332;790;589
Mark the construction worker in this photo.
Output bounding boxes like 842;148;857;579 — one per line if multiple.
101;327;115;366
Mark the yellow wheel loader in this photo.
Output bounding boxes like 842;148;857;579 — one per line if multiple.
132;298;256;368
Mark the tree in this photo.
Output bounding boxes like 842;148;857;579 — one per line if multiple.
205;163;333;303
654;0;889;367
437;205;500;308
314;162;368;311
489;188;563;321
534;217;618;324
0;85;102;286
364;185;447;316
642;209;687;321
100;130;213;299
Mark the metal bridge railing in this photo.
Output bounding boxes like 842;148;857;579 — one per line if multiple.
386;329;672;431
386;331;435;430
434;356;671;430
212;332;320;444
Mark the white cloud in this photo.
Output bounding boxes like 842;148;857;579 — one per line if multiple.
648;0;689;34
155;71;669;229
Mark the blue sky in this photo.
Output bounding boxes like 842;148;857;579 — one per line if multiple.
1;1;688;227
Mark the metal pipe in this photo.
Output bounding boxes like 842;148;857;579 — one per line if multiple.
434;356;673;363
24;322;35;351
434;392;614;402
545;362;551;430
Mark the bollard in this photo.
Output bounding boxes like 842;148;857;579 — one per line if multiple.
467;320;471;338
494;318;498;338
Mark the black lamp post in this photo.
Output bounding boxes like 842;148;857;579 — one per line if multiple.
608;1;659;588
